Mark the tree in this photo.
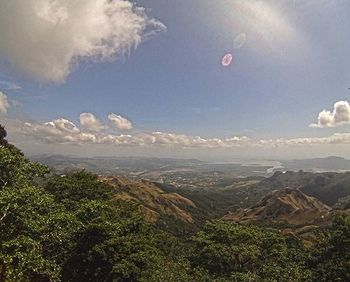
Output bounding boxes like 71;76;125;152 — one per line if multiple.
0;131;78;281
44;171;115;210
190;220;310;281
62;200;168;281
0;124;8;147
310;214;350;282
0;145;49;189
0;181;80;281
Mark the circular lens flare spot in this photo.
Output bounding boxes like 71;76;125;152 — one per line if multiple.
221;53;233;67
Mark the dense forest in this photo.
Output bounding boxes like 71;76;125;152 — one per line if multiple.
0;125;349;282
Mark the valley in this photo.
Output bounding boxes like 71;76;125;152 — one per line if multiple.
35;154;350;237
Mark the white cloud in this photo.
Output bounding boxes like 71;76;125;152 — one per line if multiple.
79;113;105;132
18;115;350;150
23;119;96;144
108;113;133;130
21;117;251;148
258;133;350;147
0;0;165;84
45;118;80;134
0;92;10;114
310;101;350;128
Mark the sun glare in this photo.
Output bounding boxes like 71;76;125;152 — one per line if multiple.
232;1;301;56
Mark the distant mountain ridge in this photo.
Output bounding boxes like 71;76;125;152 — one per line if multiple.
30;155;204;174
101;176;197;224
252;170;350;206
223;188;332;226
282;156;350;172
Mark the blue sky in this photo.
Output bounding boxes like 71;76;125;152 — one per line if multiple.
1;0;350;159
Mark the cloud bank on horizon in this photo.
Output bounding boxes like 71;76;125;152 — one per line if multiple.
1;86;350;151
0;0;165;84
0;85;349;157
17;113;350;150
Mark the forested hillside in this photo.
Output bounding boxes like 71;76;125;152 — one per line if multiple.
0;125;350;281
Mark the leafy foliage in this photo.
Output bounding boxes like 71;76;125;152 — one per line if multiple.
0;140;78;280
0;146;49;189
190;220;311;281
0;124;8;147
309;214;350;281
44;171;115;210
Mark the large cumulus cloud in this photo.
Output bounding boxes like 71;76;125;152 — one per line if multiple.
79;113;105;132
108;113;133;130
310;101;350;128
0;0;165;83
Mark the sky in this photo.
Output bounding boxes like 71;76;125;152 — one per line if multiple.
1;0;350;160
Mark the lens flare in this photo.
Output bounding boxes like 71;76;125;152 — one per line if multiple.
234;33;246;49
221;53;233;66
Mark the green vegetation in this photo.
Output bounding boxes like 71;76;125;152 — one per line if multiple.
309;214;350;282
190;221;312;281
0;125;349;281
